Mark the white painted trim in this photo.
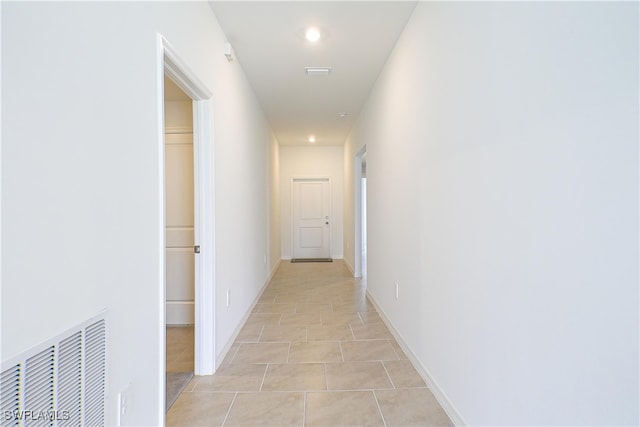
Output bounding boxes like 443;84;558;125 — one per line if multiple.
193;98;216;376
163;41;212;100
353;146;366;278
343;257;355;276
155;36;166;426
165;132;192;147
165;126;193;135
157;35;216;424
365;292;467;426
270;259;282;282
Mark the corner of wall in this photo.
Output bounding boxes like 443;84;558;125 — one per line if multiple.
365;291;467;426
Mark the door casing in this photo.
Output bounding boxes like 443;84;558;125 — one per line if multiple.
157;34;216;420
291;177;332;259
354;146;367;278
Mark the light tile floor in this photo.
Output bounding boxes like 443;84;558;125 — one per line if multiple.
167;326;195;411
167;326;195;373
167;260;452;426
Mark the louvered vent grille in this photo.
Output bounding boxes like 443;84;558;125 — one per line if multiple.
1;364;21;427
57;333;82;427
83;321;106;427
24;348;54;427
0;314;107;427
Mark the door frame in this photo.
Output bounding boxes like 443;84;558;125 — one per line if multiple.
290;177;332;260
354;146;367;278
157;34;216;417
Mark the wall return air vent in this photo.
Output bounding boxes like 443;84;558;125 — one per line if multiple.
305;67;332;77
1;312;107;427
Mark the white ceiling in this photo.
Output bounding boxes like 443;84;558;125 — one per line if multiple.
209;1;417;146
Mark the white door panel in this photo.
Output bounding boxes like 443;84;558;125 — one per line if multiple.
300;227;324;248
300;184;323;218
293;179;330;259
166;248;195;300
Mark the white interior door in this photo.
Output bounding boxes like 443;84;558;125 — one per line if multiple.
292;178;331;259
165;131;195;325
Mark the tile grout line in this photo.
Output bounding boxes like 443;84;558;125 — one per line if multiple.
380;360;397;389
323;363;329;390
220;392;238;427
259;363;269;391
337;341;345;362
256;324;266;343
184;375;199;393
348;323;356;340
372;389;388;427
297;387;397;393
387;339;402;360
228;343;240;364
302;391;307;427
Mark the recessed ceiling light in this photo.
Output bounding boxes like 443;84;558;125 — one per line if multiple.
308;135;316;143
339;112;348;118
305;27;321;43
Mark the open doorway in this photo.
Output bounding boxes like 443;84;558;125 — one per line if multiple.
354;146;367;278
164;75;195;410
158;36;216;419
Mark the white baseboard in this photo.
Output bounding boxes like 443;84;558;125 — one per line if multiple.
343;258;355;276
214;259;282;370
270;259;282;279
365;291;467;426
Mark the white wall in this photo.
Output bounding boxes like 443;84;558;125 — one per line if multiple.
269;134;282;272
280;146;344;259
2;2;273;425
344;2;639;425
343;145;356;271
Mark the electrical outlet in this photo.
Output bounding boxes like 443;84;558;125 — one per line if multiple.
395;282;399;300
226;289;230;307
117;383;132;426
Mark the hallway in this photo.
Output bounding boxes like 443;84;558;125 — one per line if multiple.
166;261;452;426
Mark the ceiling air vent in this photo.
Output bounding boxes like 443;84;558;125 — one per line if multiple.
305;67;331;77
